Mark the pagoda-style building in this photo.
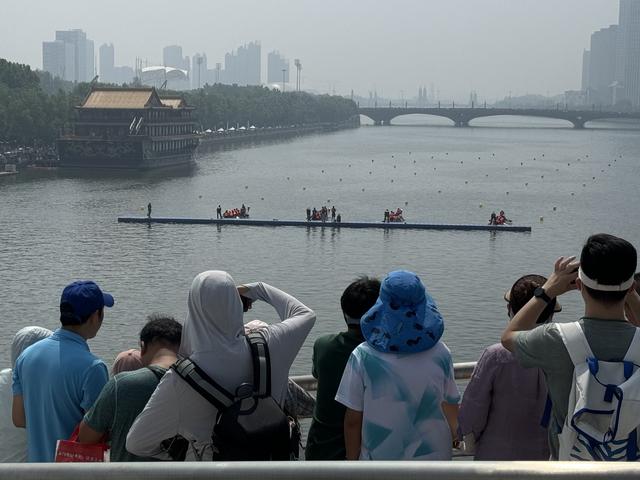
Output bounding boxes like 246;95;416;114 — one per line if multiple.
58;87;199;168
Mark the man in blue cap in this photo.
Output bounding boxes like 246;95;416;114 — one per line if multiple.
12;280;114;462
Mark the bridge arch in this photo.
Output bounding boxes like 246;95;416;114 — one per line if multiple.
468;114;574;129
387;113;455;126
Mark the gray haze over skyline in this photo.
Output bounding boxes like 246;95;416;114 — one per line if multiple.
0;0;619;101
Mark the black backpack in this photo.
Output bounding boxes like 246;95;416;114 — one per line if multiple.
172;331;291;460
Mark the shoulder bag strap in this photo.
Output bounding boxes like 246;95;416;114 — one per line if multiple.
247;331;271;398
555;321;594;366
172;357;235;411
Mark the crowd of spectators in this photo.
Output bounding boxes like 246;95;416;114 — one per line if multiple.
3;233;640;463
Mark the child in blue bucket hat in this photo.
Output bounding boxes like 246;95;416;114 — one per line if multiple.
336;270;460;460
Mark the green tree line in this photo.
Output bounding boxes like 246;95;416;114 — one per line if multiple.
0;58;358;146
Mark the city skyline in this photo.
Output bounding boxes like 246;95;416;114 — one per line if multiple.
2;0;620;100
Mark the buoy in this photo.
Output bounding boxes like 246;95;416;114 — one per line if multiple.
405;201;408;206
479;204;483;208
245;186;248;189
321;169;324;173
414;172;417;175
413;160;416;164
541;175;544;179
465;181;468;184
369;171;372;175
302;187;306;191
571;192;575;196
525;183;528;186
540;217;544;222
362;188;365;192
438;190;442;193
592;176;595;180
261;197;264;200
339;178;342;181
506;191;509;195
553;207;557;211
520;162;523;166
198;195;202;199
393;165;396;169
348;164;351;167
372;159;375;163
390;179;394;183
582;183;586;187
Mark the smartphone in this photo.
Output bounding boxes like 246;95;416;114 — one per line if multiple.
241;295;252;312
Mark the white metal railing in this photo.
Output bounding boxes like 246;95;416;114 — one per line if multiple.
290;361;476;396
1;461;639;480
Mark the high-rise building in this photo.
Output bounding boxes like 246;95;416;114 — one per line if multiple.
581;50;591;92
54;29;94;82
267;50;289;84
618;0;640;107
43;29;94;82
42;40;74;81
162;45;190;90
588;26;619;105
99;43;115;83
220;42;261;85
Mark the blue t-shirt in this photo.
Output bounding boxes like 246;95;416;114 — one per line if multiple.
12;328;108;462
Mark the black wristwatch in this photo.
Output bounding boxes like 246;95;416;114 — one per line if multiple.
534;287;553;304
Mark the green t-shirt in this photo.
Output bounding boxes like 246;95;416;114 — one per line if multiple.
305;329;364;460
514;318;637;459
84;366;166;462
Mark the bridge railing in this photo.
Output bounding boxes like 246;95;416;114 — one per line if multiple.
290;361;476;404
1;461;638;480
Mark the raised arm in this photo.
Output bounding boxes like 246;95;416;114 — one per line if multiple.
502;256;579;352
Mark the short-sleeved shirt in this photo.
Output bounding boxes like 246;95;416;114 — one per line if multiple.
335;341;460;460
12;328;108;462
84;366;166;462
458;343;549;460
306;329;364;460
514;318;637;459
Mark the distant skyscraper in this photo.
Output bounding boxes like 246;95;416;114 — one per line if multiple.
162;45;190;90
267;51;289;84
99;43;115;83
43;29;94;82
588;26;619;105
42;40;74;81
221;42;261;86
618;0;640;107
55;29;94;82
581;50;591;92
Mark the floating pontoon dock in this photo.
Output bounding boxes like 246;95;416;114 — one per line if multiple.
117;216;532;233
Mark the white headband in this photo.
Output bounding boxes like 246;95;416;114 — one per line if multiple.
578;267;634;292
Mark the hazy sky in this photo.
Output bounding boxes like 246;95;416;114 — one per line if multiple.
0;0;619;100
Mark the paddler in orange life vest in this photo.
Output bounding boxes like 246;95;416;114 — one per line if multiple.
496;210;510;225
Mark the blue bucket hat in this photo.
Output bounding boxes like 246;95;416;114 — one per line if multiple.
60;280;114;324
361;270;443;354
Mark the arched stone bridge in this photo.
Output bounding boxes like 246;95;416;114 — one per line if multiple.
358;107;640;129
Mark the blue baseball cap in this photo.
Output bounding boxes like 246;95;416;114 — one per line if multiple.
361;270;444;354
60;281;114;324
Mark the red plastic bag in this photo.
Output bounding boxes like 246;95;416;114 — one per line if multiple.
54;425;109;462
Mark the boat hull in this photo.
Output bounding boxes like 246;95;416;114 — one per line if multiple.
57;138;196;169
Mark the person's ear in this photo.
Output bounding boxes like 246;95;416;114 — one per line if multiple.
575;278;583;291
140;341;147;356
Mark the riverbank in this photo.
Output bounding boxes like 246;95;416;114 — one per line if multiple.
196;118;360;155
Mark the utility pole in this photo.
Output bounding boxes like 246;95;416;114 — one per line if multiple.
294;59;302;92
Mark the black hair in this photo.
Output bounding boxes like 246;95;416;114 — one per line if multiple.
341;276;381;324
139;314;182;347
635;273;640;295
60;303;102;326
509;275;556;324
580;234;637;304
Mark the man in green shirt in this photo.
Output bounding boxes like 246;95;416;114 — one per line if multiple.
502;234;640;459
305;276;380;460
78;315;182;462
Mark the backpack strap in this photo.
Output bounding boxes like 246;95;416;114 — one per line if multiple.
623;329;640;365
172;357;235;411
247;331;271;398
555;322;594;366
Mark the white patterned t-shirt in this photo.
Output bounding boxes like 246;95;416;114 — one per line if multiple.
336;341;460;460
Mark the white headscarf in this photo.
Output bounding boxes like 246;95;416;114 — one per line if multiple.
11;326;53;367
179;271;245;357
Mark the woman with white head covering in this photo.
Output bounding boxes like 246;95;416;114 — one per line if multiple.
127;271;315;459
0;326;52;462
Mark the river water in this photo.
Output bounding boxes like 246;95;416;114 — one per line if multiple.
1;116;640;374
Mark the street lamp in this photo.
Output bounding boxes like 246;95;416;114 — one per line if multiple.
282;68;287;92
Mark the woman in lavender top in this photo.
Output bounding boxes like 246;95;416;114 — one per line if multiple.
458;275;557;460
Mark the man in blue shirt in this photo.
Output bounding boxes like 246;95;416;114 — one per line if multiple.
12;280;113;462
